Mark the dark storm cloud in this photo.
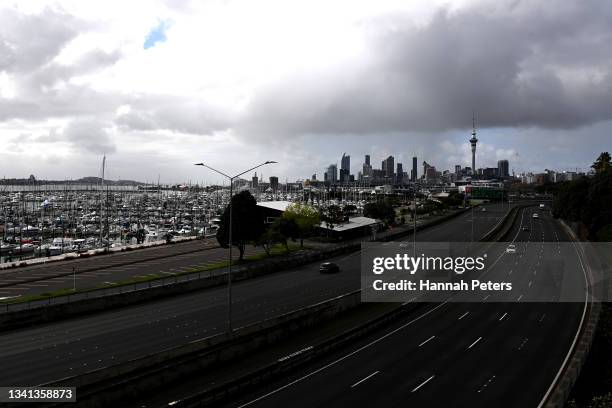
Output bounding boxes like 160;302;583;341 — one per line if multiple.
239;0;612;137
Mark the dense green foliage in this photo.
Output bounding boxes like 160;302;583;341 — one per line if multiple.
363;200;396;224
282;203;321;247
217;191;266;260
552;165;612;241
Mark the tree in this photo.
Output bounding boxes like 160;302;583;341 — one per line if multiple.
343;204;357;217
282;203;321;247
552;154;612;240
363;200;395;225
277;217;299;250
216;191;265;260
592;152;612;174
257;221;284;256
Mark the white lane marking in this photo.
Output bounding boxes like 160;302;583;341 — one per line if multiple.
418;336;436;347
477;375;496;393
411;375;435;393
458;311;469;320
482;295;490;302
237;300;451;408
517;294;523;302
539;313;547;323
517;338;529;351
350;371;380;388
499;312;508;322
528;281;532;287
468;337;483;350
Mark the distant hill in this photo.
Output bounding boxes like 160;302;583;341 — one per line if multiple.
0;176;146;186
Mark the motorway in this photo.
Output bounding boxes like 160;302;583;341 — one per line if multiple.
0;204;502;299
227;206;587;408
0;203;508;387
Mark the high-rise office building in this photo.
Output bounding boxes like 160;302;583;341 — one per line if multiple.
341;153;350;173
412;156;418;181
396;163;403;184
340;153;351;183
339;169;350;183
497;159;509;178
365;155;370;166
455;165;462;175
325;164;338;184
382;156;394;179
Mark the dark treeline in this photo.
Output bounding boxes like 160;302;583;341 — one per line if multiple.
552;152;612;241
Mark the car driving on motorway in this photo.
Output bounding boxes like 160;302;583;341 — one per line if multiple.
506;244;517;254
532;213;539;219
320;262;340;274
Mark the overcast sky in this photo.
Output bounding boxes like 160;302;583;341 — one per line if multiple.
1;0;611;184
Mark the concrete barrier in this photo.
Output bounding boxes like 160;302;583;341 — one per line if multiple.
40;291;363;408
542;220;601;408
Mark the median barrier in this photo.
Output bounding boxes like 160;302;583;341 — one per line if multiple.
39;291;363;408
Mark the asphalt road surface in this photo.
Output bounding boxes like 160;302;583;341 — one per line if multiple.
228;207;587;408
0;203;507;387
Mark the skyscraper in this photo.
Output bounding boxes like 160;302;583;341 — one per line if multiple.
470;113;478;176
497;159;509;178
412;156;417;181
325;164;338;184
382;156;394;179
341;153;350;173
396;163;403;184
365;155;370;166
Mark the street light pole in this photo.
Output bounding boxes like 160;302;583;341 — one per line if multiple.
413;195;417;258
195;160;277;333
227;177;233;332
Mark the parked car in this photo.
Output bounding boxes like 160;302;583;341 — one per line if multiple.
320;262;340;274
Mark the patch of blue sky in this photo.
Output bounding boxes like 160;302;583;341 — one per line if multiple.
144;20;170;49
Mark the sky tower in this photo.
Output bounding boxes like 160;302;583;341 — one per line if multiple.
470;113;478;175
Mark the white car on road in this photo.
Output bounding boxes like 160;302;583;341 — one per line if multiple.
506;244;517;254
532;213;539;219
